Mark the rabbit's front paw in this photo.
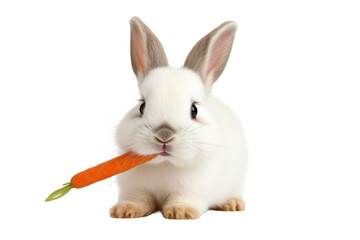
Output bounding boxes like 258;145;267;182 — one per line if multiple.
162;205;199;219
216;198;245;211
110;202;147;218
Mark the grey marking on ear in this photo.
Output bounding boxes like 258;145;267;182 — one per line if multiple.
130;17;168;81
184;21;237;90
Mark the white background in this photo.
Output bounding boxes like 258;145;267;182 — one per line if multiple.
1;0;359;239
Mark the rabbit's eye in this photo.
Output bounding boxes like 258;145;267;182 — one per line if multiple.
191;104;198;119
139;102;145;116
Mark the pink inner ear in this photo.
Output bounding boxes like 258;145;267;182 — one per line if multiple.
205;29;234;78
136;51;146;74
133;27;147;74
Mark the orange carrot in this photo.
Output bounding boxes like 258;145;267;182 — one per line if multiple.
45;152;157;202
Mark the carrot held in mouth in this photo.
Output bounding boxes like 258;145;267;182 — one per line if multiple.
45;152;157;202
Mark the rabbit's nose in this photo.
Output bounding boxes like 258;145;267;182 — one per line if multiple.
154;124;175;143
155;128;175;143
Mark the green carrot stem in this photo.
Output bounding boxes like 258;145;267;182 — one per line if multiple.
45;182;73;202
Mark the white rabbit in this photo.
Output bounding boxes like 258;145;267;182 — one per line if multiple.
110;17;248;219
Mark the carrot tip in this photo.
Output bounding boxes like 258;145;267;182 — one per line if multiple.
45;182;72;202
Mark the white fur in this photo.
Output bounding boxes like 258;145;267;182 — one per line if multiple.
115;67;248;216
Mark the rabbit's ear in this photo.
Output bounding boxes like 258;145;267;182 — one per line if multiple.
130;17;168;81
184;22;237;91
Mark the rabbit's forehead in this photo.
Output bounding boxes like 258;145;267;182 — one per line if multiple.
140;67;205;103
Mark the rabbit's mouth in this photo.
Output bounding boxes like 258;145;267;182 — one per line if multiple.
158;144;172;157
159;151;171;157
